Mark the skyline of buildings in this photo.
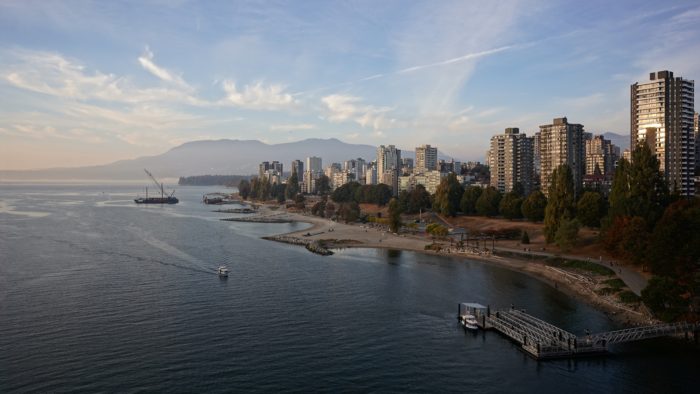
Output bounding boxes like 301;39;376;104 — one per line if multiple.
253;70;698;199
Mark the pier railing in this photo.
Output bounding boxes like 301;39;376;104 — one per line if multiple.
459;303;700;360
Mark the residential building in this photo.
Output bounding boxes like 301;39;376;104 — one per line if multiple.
291;160;304;177
695;112;699;174
398;170;444;194
305;156;322;174
585;135;618;177
401;158;414;175
376;145;401;194
487;127;534;195
258;161;269;179
365;165;377;185
538;117;586;197
631;70;695;196
415;144;438;172
303;156;322;194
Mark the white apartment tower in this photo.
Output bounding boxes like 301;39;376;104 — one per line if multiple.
376;145;401;194
487;128;534;195
631;71;695;196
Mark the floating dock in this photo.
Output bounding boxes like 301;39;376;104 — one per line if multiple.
458;303;700;360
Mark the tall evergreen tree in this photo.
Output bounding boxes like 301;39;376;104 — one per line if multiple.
608;144;669;228
285;169;299;200
434;173;464;216
499;191;524;220
544;164;575;243
576;191;606;227
238;179;251;200
475;186;502;217
388;197;403;233
460;186;482;215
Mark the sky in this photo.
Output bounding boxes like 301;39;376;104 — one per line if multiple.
1;0;700;170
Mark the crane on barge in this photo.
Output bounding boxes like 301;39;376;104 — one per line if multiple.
134;169;179;204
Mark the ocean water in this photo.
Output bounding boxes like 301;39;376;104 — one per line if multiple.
0;183;698;393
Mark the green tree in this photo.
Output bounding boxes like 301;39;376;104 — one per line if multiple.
619;216;650;265
521;230;530;244
642;276;691;322
337;202;361;223
272;183;287;203
407;184;431;213
460;186;482;215
648;199;700;276
316;175;331;195
576;191;606;227
608;144;669;228
475;186;502;217
499;191;524;220
554;217;579;252
521;190;547;222
238;179;251;200
331;181;361;203
544;164;575;243
433;173;464;216
285;169;299;200
388;197;403;233
249;177;260;200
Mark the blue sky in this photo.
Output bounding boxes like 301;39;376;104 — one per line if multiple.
1;0;699;170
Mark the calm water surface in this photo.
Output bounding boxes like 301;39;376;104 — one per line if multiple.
0;183;698;393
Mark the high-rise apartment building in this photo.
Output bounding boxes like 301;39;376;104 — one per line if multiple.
538;117;586;197
415;144;438;172
376;145;401;194
487;128;534;195
631;70;695;196
305;156;322;174
291;160;304;176
303;156;323;194
585;135;618;176
695;112;699;174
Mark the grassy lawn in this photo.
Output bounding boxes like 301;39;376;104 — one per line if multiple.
546;257;615;276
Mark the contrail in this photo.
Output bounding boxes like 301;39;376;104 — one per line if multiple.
292;45;514;97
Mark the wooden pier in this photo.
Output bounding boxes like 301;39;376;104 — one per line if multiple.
458;303;700;360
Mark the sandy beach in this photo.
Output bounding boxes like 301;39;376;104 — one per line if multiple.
239;204;656;326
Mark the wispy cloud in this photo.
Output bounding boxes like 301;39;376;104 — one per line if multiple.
294;45;515;96
219;80;297;110
137;46;190;89
322;94;396;131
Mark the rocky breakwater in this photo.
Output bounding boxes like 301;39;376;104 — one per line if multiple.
262;235;334;256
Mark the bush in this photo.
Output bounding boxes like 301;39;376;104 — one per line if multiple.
596;287;620;296
603;278;626;290
521;230;530;244
618;290;641;304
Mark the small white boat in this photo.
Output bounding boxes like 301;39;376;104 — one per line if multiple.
217;266;229;277
461;314;478;330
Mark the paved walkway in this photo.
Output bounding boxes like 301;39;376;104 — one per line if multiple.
493;246;648;295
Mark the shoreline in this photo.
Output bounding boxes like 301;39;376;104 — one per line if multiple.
244;204;656;327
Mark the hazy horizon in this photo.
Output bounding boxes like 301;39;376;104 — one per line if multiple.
2;1;699;170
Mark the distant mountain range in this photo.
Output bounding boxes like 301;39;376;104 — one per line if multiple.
0;134;629;181
0;138;448;181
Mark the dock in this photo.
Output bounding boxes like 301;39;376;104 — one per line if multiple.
458;303;700;360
